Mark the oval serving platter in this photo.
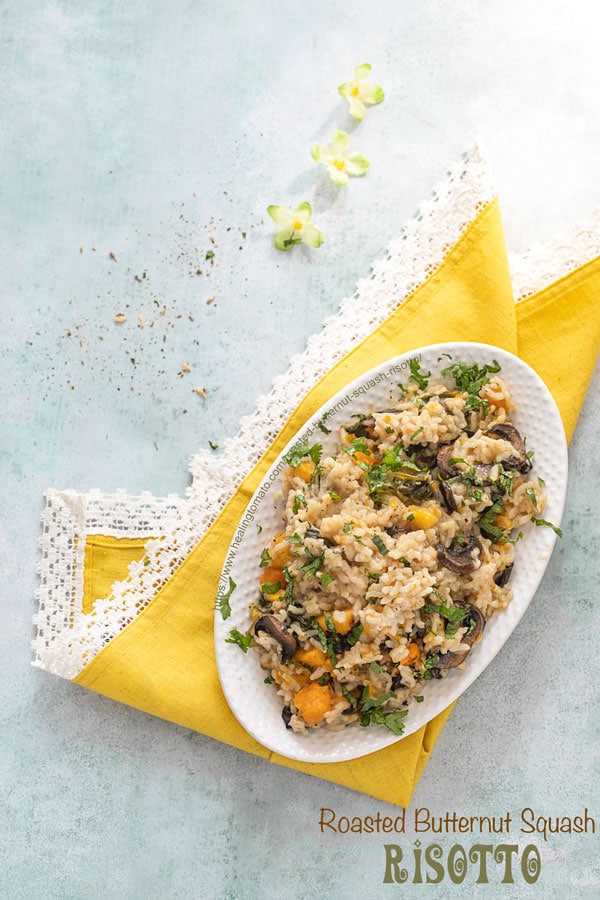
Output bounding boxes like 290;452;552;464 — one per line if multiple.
214;342;568;763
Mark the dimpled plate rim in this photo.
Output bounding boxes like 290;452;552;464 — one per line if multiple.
214;342;568;763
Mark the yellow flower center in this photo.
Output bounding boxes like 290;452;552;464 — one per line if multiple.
351;85;360;97
333;158;346;171
293;220;303;230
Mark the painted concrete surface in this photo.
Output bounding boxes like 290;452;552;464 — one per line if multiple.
1;2;599;897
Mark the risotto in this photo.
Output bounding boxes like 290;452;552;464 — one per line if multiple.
244;360;551;736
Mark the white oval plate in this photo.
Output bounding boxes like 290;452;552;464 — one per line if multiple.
214;342;568;763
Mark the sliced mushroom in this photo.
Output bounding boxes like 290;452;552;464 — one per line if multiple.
436;536;481;574
439;480;458;512
485;423;532;473
494;563;513;587
461;602;486;645
282;705;293;729
433;648;470;670
344;415;376;439
254;614;298;662
436;444;458;479
385;523;409;537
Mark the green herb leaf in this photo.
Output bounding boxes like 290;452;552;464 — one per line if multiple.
372;534;389;555
408;358;431;390
225;629;251;652
261;581;282;595
320;572;335;587
531;516;563;538
259;548;272;567
285;440;323;469
216;577;236;620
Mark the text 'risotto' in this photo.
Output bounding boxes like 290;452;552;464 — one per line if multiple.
230;360;554;737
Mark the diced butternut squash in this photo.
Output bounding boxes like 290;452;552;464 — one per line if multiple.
270;534;293;565
292;646;333;672
289;460;315;483
259;565;287;592
493;514;513;531
406;505;440;531
293;682;334;726
400;642;420;666
316;609;355;635
353;450;376;467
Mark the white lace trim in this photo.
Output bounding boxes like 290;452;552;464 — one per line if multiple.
510;207;600;301
32;489;187;677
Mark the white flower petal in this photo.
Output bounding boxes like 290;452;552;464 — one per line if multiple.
354;63;372;80
267;205;294;226
331;130;350;154
359;83;384;105
345;153;370;177
274;225;297;251
300;222;324;248
293;201;313;224
348;96;366;120
327;165;348;186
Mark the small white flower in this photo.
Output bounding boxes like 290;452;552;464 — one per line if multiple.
266;202;324;251
338;63;384;121
311;130;370;186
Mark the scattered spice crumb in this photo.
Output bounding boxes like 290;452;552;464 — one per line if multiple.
138;315;145;327
208;440;219;450
181;362;191;372
134;275;142;283
114;313;127;323
196;269;202;275
194;386;207;398
206;297;214;306
109;251;117;262
79;247;84;254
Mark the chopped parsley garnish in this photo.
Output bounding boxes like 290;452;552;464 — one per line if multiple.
292;493;307;515
259;548;272;567
329;491;341;501
225;629;251;652
317;416;332;434
208;440;219;450
408;358;431;390
531;516;563;538
372;534;389;555
216;576;236;620
370;661;385;673
320;572;335;587
424;590;470;639
301;549;325;579
346;623;363;646
261;581;282;595
442;359;501;413
264;675;275;684
287;531;303;544
525;487;539;510
285;440;323;469
357;688;408;734
478;499;505;540
410;426;424;441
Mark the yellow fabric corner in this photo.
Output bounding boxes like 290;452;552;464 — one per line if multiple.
516;255;600;442
73;197;600;808
82;535;150;615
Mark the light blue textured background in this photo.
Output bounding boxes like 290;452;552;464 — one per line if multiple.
1;2;599;898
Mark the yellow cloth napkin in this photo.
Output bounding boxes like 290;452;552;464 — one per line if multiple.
62;195;599;808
